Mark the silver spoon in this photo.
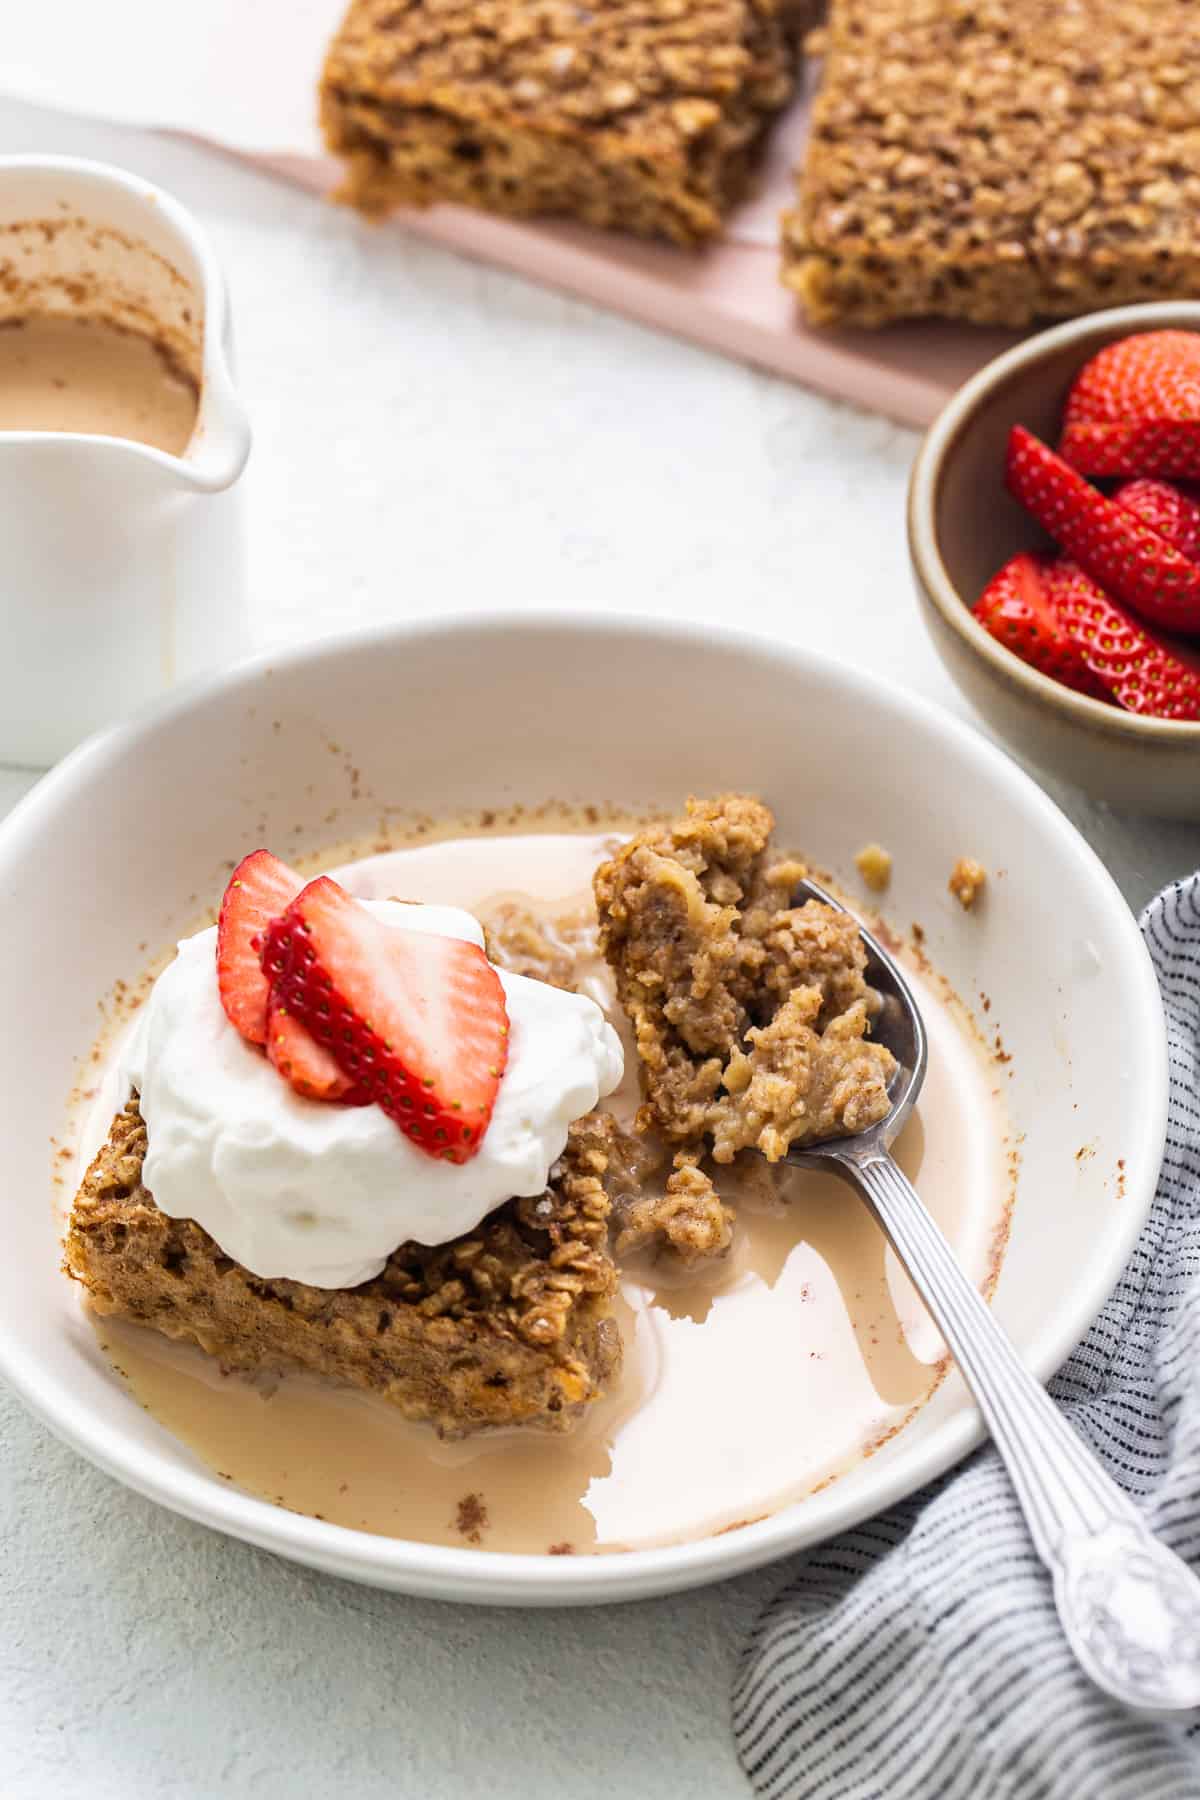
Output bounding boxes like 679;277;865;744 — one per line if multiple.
783;877;1200;1721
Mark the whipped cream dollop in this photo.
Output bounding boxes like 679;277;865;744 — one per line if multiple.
124;899;623;1289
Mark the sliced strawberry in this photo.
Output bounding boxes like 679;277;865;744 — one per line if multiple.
1048;562;1200;722
1113;478;1200;560
973;553;1111;701
1060;332;1200;477
262;877;510;1162
217;850;304;1044
1005;425;1200;636
266;990;369;1104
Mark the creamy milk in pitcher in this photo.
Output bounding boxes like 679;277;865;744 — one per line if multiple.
0;156;251;765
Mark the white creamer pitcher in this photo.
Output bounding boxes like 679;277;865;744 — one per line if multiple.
0;156;251;766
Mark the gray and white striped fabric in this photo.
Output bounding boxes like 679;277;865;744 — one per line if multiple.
733;874;1200;1800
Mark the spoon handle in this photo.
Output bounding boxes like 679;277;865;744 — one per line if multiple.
839;1147;1200;1720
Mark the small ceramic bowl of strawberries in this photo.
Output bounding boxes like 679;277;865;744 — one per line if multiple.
908;303;1200;820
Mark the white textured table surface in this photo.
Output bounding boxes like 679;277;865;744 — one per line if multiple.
2;96;1197;1800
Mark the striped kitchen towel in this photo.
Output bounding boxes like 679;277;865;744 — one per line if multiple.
733;874;1200;1800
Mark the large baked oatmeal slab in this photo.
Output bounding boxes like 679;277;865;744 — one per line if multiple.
66;1102;620;1438
321;0;810;247
784;0;1200;328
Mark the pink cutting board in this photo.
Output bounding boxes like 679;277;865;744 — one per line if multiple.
262;64;1022;430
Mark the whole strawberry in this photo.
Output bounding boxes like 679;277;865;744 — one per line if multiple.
1049;563;1200;721
1005;425;1200;636
1060;331;1200;478
973;553;1110;701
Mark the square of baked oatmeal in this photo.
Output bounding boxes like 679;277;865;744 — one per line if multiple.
785;0;1200;327
66;1102;621;1439
321;0;809;246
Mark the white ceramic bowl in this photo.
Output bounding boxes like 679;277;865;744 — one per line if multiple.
0;614;1166;1605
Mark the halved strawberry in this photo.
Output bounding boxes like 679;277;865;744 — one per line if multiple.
1114;478;1200;561
217;850;304;1044
266;990;368;1104
1048;563;1200;721
262;877;510;1162
972;552;1111;701
1060;331;1200;478
1005;425;1200;636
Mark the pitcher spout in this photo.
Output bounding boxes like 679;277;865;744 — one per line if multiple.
177;295;252;495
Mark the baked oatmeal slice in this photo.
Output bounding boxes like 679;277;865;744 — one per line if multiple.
595;794;895;1168
66;1100;621;1439
784;0;1200;328
321;0;809;247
